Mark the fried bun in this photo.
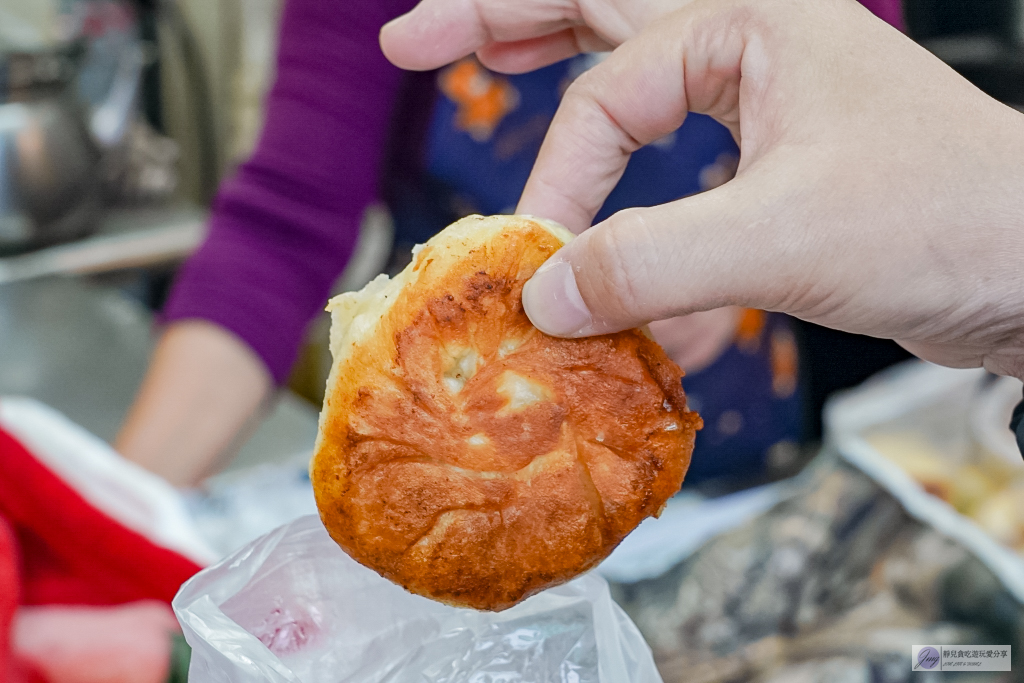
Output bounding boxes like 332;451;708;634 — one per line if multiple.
311;215;700;610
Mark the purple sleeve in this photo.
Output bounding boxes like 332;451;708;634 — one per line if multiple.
860;0;905;31
162;0;415;384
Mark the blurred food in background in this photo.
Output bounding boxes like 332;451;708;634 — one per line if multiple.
861;373;1024;554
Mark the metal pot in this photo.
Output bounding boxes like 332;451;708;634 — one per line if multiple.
0;33;142;253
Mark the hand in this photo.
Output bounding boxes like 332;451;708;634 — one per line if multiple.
509;0;1024;379
650;308;740;373
380;0;684;75
14;601;179;683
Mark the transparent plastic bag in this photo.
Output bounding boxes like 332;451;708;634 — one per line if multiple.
173;515;663;683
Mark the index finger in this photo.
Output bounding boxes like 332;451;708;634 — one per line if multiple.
515;21;693;232
379;0;587;71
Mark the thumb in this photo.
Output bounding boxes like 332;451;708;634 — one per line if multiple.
522;181;789;336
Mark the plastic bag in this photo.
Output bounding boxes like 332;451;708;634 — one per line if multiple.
174;515;663;683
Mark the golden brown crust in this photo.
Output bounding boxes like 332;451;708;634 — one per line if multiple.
312;215;700;611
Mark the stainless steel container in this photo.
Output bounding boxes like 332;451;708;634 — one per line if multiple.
0;24;141;253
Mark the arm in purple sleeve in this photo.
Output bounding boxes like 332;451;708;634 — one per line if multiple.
162;0;415;384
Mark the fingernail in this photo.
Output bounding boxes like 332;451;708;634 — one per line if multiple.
522;259;593;337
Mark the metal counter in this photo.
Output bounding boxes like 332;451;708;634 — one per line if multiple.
0;276;319;472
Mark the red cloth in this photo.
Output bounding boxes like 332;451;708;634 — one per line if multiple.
0;426;203;682
0;517;16;681
0;428;202;606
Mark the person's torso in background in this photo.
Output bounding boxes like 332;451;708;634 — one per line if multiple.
425;55;738;219
385;55;800;487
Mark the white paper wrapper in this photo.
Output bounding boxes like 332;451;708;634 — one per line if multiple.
173;515;663;683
